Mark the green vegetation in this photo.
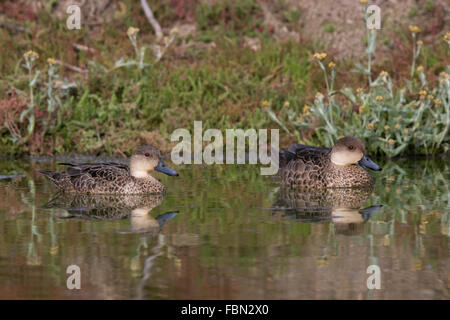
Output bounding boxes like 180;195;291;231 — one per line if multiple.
268;5;450;157
0;1;448;157
323;24;335;33
423;0;435;13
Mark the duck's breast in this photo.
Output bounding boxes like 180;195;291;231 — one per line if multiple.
325;164;373;188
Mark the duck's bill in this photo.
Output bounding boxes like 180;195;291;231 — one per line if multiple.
155;160;179;176
359;155;382;171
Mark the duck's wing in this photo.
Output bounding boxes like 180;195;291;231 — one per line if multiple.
280;143;331;167
59;162;129;179
58;162;130;192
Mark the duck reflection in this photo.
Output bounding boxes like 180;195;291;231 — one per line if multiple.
42;193;178;234
272;186;382;230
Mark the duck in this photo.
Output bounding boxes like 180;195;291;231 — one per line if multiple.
39;145;178;194
279;136;381;188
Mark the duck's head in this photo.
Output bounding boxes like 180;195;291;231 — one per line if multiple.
130;145;179;178
330;137;382;171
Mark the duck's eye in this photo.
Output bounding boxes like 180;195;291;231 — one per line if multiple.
144;153;150;157
348;145;354;150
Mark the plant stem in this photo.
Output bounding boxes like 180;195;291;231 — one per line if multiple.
411;35;416;79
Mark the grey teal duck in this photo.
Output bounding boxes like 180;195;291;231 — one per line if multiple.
39;145;178;194
279;136;381;188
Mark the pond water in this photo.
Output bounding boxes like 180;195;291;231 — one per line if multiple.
0;157;448;299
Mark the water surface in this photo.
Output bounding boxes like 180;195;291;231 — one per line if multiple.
0;157;448;299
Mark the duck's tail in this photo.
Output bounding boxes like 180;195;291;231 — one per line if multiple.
38;170;68;189
279;144;299;168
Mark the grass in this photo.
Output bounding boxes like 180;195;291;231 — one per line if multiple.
323;24;335;33
0;0;448;157
267;4;450;157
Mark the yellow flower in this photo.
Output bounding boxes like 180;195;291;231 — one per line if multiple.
444;33;450;41
303;105;310;113
163;36;170;45
376;95;383;101
413;258;423;271
315;92;324;99
360;0;367;4
379;71;388;77
359;105;365;113
419;90;427;96
395;123;401;129
388;139;395;146
54;80;63;88
384;125;390;131
417;40;423;46
283;101;290;108
434;98;441;105
313;52;327;60
23;50;39;59
316;257;329;267
367;123;374;130
356;87;363;94
304;111;311;117
127;26;140;37
417;65;424;72
50;245;59;255
261;100;270;107
47;58;57;65
383;235;390;247
439;72;450;79
427;95;434;100
403;129;409;135
170;27;179;34
328;61;336;68
397;116;403;121
409;25;421;33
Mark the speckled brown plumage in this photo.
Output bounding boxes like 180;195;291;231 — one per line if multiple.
279;138;377;188
40;162;165;194
39;145;178;194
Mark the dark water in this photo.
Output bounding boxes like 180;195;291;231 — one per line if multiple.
0;157;448;299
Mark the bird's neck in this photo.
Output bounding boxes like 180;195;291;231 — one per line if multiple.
130;168;150;178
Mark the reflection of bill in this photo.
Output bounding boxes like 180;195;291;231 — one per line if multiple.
41;193;179;235
128;209;179;234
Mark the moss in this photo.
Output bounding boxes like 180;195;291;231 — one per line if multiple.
423;0;435;13
323;24;335;33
